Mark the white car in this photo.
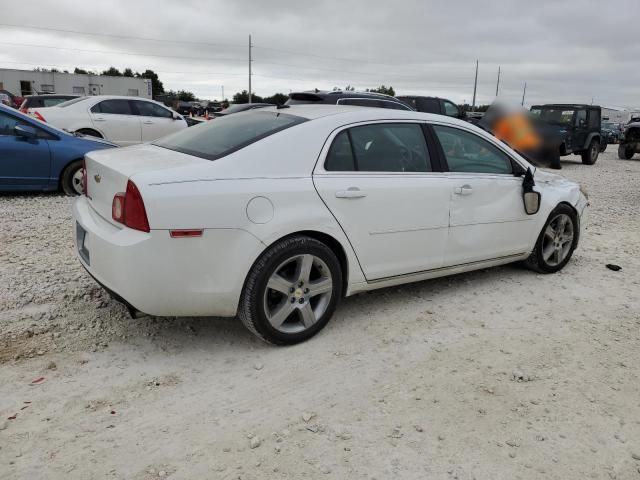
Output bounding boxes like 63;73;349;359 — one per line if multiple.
33;95;187;146
73;105;588;344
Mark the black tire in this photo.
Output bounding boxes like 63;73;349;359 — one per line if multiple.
238;235;343;345
525;204;578;274
549;148;562;170
60;160;84;196
581;139;599;165
76;128;103;139
618;144;634;160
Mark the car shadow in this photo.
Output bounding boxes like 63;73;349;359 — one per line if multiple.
112;262;534;353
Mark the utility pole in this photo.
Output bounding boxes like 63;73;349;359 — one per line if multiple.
221;85;224;102
248;34;252;104
495;65;501;97
471;60;478;112
521;82;527;106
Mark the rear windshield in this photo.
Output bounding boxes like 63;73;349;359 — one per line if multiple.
154;110;307;160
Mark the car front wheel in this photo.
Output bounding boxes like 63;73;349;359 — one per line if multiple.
525;205;578;273
239;235;343;345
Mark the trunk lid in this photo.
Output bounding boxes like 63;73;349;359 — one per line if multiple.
84;144;207;225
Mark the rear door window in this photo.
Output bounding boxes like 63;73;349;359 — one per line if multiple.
154;110;307;160
325;123;432;172
91;100;133;115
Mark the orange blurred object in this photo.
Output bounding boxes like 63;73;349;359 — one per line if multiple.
493;112;540;153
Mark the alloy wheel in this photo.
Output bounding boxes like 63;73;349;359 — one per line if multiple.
262;254;333;334
542;213;574;266
71;169;84;195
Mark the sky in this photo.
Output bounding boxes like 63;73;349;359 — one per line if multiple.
1;0;639;107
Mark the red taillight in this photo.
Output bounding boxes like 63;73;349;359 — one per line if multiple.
111;180;150;232
81;158;88;196
33;111;46;122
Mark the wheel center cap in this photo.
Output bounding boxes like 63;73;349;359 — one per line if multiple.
294;288;304;298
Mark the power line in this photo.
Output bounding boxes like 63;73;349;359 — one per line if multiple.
0;40;450;81
0;41;247;64
0;22;420;68
0;22;245;49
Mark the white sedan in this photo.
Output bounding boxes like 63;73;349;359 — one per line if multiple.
73;105;588;344
33;95;187;146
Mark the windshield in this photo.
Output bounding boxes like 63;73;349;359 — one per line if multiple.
530;108;575;126
56;96;90;107
154;110;307;160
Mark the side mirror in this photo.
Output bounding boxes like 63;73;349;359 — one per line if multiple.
15;124;38;139
523;191;541;215
522;167;541;215
172;113;181;120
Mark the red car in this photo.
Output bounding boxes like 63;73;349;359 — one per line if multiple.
0;90;24;109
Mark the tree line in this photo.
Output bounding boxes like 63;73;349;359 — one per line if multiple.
30;67;486;110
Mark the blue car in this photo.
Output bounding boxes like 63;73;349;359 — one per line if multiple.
0;104;116;195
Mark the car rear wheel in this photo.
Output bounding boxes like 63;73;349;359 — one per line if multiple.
239;235;343;345
60;160;84;196
525;204;578;273
581;139;599;165
618;144;634;160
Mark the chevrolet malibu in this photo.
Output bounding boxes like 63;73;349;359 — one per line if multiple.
73;105;588;344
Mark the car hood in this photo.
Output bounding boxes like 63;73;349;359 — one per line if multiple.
73;134;118;148
534;169;577;188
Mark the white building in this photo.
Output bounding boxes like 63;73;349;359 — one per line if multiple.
601;106;640;124
0;68;152;98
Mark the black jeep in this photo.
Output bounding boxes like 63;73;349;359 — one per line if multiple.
618;117;640;160
530;104;604;165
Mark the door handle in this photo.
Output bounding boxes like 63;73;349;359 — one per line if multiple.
142;120;154;124
335;187;367;199
93;117;106;122
454;184;473;195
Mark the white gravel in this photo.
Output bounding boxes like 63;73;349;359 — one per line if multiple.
1;150;639;479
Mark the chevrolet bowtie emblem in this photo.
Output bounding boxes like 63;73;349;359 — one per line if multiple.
94;174;101;183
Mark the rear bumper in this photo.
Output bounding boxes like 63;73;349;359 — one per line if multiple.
72;196;265;317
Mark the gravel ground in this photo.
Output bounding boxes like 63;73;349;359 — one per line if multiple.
1;150;639;480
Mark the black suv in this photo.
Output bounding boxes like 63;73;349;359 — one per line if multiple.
618;117;640;160
395;96;466;120
530;104;604;165
285;90;413;110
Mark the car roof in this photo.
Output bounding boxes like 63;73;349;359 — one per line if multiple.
260;104;464;123
531;104;600;109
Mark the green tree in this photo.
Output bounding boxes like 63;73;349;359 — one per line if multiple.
74;67;89;74
232;90;264;104
137;70;164;97
123;68;135;77
101;66;122;76
367;85;395;96
262;92;288;105
176;90;196;101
